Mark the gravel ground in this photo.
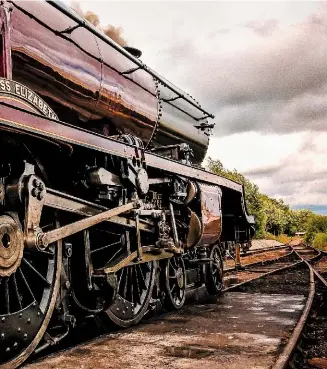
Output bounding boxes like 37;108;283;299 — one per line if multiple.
251;240;284;250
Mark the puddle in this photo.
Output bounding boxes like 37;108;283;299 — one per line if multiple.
69;347;92;357
285;304;304;310
264;316;295;325
247;307;264;311
164;345;215;359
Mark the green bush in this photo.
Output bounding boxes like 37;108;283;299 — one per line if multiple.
304;231;315;245
264;232;291;244
312;233;327;250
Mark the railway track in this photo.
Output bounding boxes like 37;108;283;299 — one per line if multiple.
224;244;290;271
244;244;288;256
272;247;327;369
224;245;296;289
22;243;326;369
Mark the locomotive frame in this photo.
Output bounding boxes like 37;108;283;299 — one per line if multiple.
0;1;255;368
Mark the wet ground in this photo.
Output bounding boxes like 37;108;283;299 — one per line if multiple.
24;291;307;369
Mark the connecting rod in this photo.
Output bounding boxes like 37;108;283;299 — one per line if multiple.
38;201;137;247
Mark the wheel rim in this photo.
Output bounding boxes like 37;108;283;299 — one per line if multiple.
106;261;155;327
163;257;186;310
71;224;156;326
0;210;61;369
208;245;223;293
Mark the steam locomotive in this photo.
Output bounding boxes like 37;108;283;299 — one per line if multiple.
0;1;255;367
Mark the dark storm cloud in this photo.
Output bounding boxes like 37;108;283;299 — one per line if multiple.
243;164;284;178
154;4;327;137
240;131;327;208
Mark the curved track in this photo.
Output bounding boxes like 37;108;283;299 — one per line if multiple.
272;246;327;369
19;243;322;369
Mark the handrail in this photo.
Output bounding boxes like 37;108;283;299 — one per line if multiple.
46;0;215;120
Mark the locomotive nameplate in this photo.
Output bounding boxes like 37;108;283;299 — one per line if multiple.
0;78;58;120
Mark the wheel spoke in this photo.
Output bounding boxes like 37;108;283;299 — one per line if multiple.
162;257;186;311
133;267;141;305
107;245;124;264
136;264;146;290
129;267;134;304
106;261;155;327
122;267;128;298
22;258;51;286
97;229;121;236
18;268;36;301
0;189;60;367
12;274;22;310
91;241;122;254
117;268;125;293
170;259;178;271
205;245;223;295
4;278;10;314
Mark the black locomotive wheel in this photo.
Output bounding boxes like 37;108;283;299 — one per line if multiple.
0;210;61;369
205;244;224;295
105;261;156;327
161;256;186;310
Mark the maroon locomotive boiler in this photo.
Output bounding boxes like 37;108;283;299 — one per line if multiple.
0;1;255;368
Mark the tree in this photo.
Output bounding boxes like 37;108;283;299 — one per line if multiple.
206;157;319;240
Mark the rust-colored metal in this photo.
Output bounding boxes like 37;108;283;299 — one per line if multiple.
39;201;137;247
101;249;174;274
0;100;243;191
0;1;12;79
0;2;257;366
197;184;222;247
135;214;143;259
44;188;154;233
8;0;211;163
101;251;138;274
235;243;241;269
186;210;202;248
185;180;197;204
0;213;24;277
24;175;46;249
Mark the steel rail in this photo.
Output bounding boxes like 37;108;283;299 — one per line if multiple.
224;245;292;273
224;243;320;292
223;257;303;292
270;245;327;369
271;266;315;369
244;244;288;256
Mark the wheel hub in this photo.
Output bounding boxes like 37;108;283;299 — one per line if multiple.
176;267;184;289
0;214;24;277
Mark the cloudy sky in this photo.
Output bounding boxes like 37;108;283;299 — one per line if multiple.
76;1;327;213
